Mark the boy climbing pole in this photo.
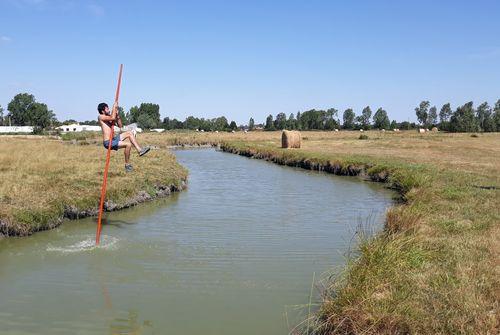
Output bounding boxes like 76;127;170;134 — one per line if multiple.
97;102;150;172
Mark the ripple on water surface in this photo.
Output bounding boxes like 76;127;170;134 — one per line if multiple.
46;235;119;254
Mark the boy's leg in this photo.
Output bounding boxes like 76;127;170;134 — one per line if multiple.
120;131;142;153
118;141;132;164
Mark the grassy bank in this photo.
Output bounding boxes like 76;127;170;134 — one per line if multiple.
209;131;499;334
142;130;500;176
0;137;187;236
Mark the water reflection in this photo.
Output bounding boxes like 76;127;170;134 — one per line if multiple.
100;217;138;228
109;311;153;335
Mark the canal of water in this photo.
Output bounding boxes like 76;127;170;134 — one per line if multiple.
0;149;395;334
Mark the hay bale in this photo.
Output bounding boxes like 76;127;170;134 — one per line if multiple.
432;127;438;132
418;128;425;133
282;130;301;148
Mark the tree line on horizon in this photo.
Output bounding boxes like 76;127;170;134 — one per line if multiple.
2;93;500;133
0;93;242;132
263;100;500;132
81;104;241;132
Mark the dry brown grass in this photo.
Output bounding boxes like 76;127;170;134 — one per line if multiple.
0;136;187;235
137;130;500;178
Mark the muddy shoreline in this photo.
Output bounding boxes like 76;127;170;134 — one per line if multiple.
0;180;186;238
219;144;393;185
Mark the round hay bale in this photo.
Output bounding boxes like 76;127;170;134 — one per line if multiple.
431;127;438;132
282;130;301;148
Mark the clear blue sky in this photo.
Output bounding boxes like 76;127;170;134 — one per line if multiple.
1;0;499;124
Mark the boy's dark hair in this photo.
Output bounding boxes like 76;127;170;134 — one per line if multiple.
97;102;108;114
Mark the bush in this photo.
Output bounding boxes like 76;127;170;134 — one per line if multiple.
359;134;369;140
60;131;98;141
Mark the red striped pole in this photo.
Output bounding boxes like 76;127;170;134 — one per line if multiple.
96;64;123;245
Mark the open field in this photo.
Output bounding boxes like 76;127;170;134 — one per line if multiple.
0;136;187;236
136;130;499;334
139;130;500;179
58;129;500;179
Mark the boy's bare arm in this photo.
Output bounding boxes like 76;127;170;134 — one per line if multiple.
112;102;118;118
99;114;116;122
112;102;123;127
116;113;123;128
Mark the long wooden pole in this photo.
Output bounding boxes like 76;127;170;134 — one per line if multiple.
96;64;123;245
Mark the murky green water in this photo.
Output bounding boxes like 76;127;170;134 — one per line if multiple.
0;149;395;334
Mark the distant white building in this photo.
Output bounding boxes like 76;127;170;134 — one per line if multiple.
56;123;142;133
0;126;34;133
57;124;101;132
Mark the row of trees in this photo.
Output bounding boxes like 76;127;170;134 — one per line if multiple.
263;107;392;131
80;103;162;129
261;100;500;132
0;94;167;132
415;100;500;132
82;105;240;132
2;93;500;133
163;116;239;131
0;93;57;132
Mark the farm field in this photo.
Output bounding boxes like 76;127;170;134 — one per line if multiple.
140;130;500;178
